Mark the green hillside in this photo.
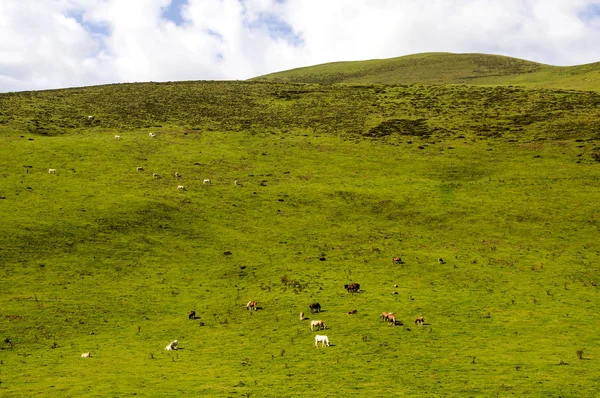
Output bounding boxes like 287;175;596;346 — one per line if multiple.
0;81;599;396
252;52;600;91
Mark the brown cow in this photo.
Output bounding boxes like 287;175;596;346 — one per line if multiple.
310;320;326;331
415;316;425;325
392;257;402;264
344;282;360;293
381;312;396;325
246;301;258;311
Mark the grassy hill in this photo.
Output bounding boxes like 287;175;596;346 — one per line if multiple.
0;80;599;396
252;52;600;91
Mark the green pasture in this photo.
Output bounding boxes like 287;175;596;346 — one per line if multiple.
0;80;599;396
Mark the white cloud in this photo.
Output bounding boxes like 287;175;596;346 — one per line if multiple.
0;0;599;92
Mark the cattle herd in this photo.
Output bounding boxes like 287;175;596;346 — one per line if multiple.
156;260;430;353
162;271;427;353
237;277;426;348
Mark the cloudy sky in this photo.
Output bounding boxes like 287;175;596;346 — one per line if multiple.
1;0;599;92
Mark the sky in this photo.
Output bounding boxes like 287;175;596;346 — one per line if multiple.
1;0;599;92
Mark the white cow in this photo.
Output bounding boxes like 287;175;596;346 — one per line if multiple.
153;173;159;178
203;179;211;184
177;185;186;191
315;335;330;347
81;352;91;358
165;340;178;350
310;320;326;331
174;172;181;178
114;135;120;140
48;168;56;174
149;133;156;138
87;115;94;120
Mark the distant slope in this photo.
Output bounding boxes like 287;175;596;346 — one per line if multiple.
252;52;600;91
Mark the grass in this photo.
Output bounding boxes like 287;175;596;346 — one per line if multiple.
0;78;599;396
252;52;600;92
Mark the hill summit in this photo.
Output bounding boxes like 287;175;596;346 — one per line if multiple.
252;52;600;91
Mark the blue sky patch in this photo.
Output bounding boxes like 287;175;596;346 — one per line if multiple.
247;12;303;47
161;0;188;26
68;10;110;37
578;3;600;22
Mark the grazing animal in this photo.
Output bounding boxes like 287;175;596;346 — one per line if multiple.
438;258;445;264
114;135;120;140
149;133;156;138
203;179;211;184
347;309;357;315
234;180;239;186
309;303;321;313
310;320;326;331
174;172;181;178
344;282;360;293
381;312;394;320
136;166;144;171
165;340;178;351
177;185;186;191
299;312;304;320
415;316;425;325
87;115;94;120
48;168;56;174
381;312;396;325
246;301;258;311
188;310;196;320
392;257;402;264
153;173;159;178
315;335;330;347
81;352;91;358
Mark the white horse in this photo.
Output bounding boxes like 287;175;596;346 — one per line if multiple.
315;335;329;347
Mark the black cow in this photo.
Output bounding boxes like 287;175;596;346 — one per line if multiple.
309;302;321;313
